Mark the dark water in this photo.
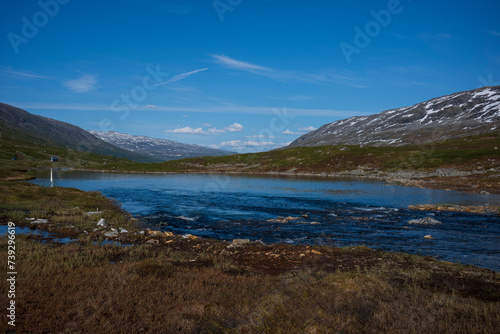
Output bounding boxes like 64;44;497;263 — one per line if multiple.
29;170;500;271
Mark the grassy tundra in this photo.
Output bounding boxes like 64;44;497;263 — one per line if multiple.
1;178;499;333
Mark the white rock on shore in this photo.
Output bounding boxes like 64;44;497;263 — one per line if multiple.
31;219;49;224
104;231;118;238
97;219;108;227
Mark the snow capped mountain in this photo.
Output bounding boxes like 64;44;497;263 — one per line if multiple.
88;131;236;161
289;86;500;148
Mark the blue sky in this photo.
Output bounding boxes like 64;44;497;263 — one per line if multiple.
1;0;499;153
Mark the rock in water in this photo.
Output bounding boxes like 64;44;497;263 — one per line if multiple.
408;217;443;225
97;219;108;227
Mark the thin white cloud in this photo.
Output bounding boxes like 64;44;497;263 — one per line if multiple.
210;54;366;87
387;65;437;74
12;102;367;117
142;104;159;109
282;129;300;135
165;127;210;135
290;95;314;101
246;134;277;139
298;126;317;132
270;95;315;101
224;123;244;132
157;68;208;86
0;67;53;80
207;127;225;134
212;54;271;72
166;122;242;135
64;74;98;93
410;81;432;86
489;30;500;37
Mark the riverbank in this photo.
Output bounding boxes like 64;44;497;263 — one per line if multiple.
1;179;500;332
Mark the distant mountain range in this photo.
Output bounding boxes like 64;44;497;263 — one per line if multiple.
3;86;499;165
88;131;236;161
289;86;500;148
0;103;234;163
0;103;155;162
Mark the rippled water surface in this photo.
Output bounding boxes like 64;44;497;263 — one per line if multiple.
29;170;500;271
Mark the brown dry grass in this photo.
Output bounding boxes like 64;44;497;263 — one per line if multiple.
1;179;499;333
1;236;499;333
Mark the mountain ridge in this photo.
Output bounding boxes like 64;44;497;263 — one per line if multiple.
288;86;500;148
88;130;236;161
0;103;156;162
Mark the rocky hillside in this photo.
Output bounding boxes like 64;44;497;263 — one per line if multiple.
88;131;236;161
0;103;155;162
289;86;500;148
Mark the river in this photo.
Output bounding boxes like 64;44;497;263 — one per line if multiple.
29;170;500;271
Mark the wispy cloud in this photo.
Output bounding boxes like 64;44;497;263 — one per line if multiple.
142;104;159;109
207;127;225;134
289;95;314;101
165;122;244;135
410;81;432;86
489;30;500;37
165;126;210;135
0;67;53;80
298;126;316;132
282;129;300;135
212;55;271;72
12;101;366;117
210;54;366;87
386;65;437;74
271;94;315;101
246;134;278;139
157;68;208;86
64;74;98;93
